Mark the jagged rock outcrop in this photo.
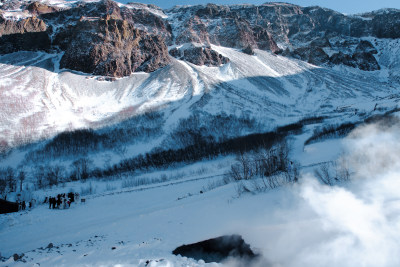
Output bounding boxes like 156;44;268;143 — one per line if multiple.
172;4;281;53
169;44;229;66
0;16;47;35
27;2;59;16
351;52;380;71
0;0;398;75
58;18;170;77
0;0;171;77
330;51;380;71
242;45;255;55
288;46;330;65
355;40;378;54
0;16;50;53
368;10;400;38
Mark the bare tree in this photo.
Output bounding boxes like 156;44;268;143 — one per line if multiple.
72;158;93;181
18;171;25;192
314;163;334;185
336;157;351;181
0;178;7;199
228;139;297;194
229;153;254;181
5;167;16;192
46;165;65;186
34;166;46;189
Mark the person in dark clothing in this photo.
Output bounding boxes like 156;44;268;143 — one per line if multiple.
68;192;74;203
43;197;48;204
56;198;61;209
22;201;26;210
52;198;56;209
49;197;52;209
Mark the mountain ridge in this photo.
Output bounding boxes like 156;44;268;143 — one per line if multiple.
0;0;399;170
1;0;399;77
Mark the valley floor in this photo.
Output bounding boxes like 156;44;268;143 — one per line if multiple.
2;121;400;267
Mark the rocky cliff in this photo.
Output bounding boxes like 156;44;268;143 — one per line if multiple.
0;0;399;77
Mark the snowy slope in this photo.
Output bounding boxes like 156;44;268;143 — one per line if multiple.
1;43;399;159
2;119;400;266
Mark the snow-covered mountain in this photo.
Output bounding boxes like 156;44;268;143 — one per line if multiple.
2;1;400;266
0;0;399;168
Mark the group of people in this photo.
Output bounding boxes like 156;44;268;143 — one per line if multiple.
17;199;36;211
44;192;80;210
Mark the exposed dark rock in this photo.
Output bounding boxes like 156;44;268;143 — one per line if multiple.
0;16;47;35
174;6;280;53
330;52;357;68
121;8;172;44
195;4;230;18
352;52;380;71
370;11;400;38
355;40;378;54
0;0;398;74
169;44;229;66
308;47;330;65
310;37;332;48
242;45;255;55
58;18;170;77
0;17;50;53
27;2;59;15
175;16;210;45
172;235;258;263
291;46;330;65
13;253;24;261
330;51;380;71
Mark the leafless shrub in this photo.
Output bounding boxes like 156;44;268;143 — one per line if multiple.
227;140;298;195
314;162;334;185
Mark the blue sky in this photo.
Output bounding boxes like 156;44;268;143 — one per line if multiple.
122;0;400;14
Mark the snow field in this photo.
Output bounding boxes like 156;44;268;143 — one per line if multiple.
2;119;400;266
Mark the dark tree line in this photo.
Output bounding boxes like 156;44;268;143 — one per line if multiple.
26;112;164;161
90;116;319;179
167;112;261;148
304;122;357;145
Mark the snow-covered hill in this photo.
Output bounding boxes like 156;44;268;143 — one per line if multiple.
1;41;399;168
0;0;399;156
1;1;400;264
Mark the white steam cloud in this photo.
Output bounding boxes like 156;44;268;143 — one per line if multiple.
234;119;400;267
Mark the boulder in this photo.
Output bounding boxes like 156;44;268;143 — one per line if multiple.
355;40;378;54
170;44;229;66
352;52;380;71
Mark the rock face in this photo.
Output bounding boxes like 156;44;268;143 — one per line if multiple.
170;4;281;53
58;18;169;77
53;0;171;76
27;2;59;16
166;3;392;70
0;0;170;77
169;44;229;66
0;16;50;53
0;0;399;76
330;51;380;71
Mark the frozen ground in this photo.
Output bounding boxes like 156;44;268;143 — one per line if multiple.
2;120;400;266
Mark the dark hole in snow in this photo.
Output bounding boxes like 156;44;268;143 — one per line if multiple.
172;235;259;263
